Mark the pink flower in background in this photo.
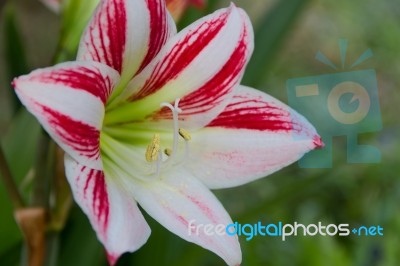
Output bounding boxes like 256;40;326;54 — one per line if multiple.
13;0;322;265
166;0;206;20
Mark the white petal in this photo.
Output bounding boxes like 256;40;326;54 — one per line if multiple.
105;5;253;126
78;0;176;89
118;167;241;266
13;61;119;170
65;155;151;265
186;85;323;189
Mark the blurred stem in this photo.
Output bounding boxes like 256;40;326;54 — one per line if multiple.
31;133;53;207
48;146;72;232
44;232;60;266
15;208;46;266
17;133;54;266
0;144;25;209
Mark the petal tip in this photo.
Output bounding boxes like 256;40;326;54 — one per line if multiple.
313;136;325;149
11;78;17;89
106;252;119;266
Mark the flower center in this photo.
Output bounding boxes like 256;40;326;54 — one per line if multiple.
144;99;192;178
101;99;192;182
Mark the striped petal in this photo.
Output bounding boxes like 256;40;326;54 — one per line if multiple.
106;5;253;126
65;156;151;266
186;85;324;189
119;167;241;266
12;61;119;170
77;0;176;90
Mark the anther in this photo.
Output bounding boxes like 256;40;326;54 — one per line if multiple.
164;148;173;157
179;128;191;141
145;134;160;162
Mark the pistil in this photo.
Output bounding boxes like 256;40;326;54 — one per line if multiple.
143;99;193;178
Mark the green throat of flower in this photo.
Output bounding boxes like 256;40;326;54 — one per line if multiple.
100;99;192;181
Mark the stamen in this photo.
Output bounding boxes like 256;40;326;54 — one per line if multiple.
164;148;173;157
179;128;191;141
160;99;181;161
147;98;193;175
145;134;160;162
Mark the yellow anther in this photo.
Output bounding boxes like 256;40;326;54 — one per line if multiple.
145;134;160;162
179;128;191;141
164;148;173;157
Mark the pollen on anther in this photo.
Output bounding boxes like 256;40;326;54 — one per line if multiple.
164;148;173;156
179;128;191;141
145;134;160;162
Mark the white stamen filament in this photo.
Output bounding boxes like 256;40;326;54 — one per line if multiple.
145;98;192;178
160;98;181;162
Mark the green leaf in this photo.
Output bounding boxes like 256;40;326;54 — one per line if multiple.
0;109;41;254
242;0;311;88
57;205;107;266
55;0;100;62
2;110;41;182
3;4;29;113
0;242;22;266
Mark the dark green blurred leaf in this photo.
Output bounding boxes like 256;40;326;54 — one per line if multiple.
127;214;223;266
55;0;99;62
2;110;41;181
0;109;40;254
177;6;207;30
242;0;311;88
176;0;222;30
0;242;22;266
3;4;28;112
57;205;107;266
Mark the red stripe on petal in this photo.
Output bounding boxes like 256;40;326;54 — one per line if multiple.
107;252;118;266
28;66;113;104
185;194;219;224
138;0;170;72
82;167;110;236
207;96;295;131
40;105;101;159
108;0;127;73
92;169;110;235
152;20;250;120
129;9;230;101
83;0;127;73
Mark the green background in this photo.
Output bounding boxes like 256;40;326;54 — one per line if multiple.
0;0;399;265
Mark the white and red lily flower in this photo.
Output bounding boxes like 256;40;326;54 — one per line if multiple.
13;0;322;265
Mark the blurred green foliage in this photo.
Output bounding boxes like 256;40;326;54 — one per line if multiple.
0;0;399;265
